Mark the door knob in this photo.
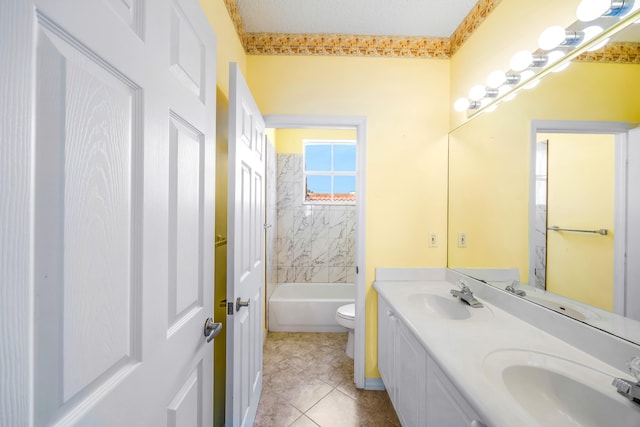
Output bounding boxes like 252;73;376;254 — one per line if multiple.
236;297;250;312
203;318;222;343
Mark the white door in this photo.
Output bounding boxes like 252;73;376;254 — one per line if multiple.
1;0;217;425
226;63;265;427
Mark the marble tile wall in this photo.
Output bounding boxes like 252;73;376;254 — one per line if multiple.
276;154;356;284
534;203;547;290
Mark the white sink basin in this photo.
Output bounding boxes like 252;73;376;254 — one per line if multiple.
407;293;493;321
484;350;640;426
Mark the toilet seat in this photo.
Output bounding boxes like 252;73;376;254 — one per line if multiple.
336;303;355;329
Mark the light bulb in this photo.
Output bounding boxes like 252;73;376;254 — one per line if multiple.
485;104;498;113
486;70;507;88
498;85;511;96
582;25;603;43
504;92;518;102
547;50;566;64
469;85;487;101
576;0;611;22
520;70;535;82
454;97;471;112
538;25;567;50
510;50;533;72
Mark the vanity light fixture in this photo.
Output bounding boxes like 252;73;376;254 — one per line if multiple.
454;97;481;112
576;0;635;22
538;25;584;50
510;50;548;71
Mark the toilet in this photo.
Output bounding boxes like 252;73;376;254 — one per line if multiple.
335;303;355;358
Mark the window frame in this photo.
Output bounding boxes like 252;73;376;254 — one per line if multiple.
302;139;357;205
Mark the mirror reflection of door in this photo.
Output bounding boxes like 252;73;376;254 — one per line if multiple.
542;132;616;312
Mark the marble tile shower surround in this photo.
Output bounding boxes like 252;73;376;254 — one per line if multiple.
534;203;547;290
276;154;356;284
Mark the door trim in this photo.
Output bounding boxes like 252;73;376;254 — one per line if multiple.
529;120;634;315
264;114;367;389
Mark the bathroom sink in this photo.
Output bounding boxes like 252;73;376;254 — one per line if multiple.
407;293;493;321
483;350;640;426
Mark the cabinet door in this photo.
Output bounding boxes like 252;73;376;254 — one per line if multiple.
426;355;486;427
378;296;397;402
396;320;427;426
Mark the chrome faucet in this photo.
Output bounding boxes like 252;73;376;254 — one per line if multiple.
612;357;640;407
505;280;526;297
450;279;484;308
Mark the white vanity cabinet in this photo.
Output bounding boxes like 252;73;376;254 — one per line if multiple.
378;294;485;427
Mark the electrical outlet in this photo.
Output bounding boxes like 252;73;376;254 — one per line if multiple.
458;232;467;248
428;232;438;248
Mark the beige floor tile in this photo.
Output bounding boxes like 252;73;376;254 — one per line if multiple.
289;414;320;427
255;332;399;427
305;389;360;427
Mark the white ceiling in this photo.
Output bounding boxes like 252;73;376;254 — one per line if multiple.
234;0;479;38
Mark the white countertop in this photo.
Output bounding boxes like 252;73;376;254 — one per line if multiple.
374;279;639;427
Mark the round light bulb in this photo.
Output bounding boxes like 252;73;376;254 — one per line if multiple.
498;85;511;97
485;104;498;113
547;50;566;64
504;92;517;102
576;0;611;22
582;25;603;43
520;70;535;82
510;50;533;71
454;97;471;112
538;25;567;50
487;70;507;88
469;85;487;101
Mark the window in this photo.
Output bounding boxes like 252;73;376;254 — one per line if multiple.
303;141;356;204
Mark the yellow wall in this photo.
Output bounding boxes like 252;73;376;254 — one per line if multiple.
542;133;615;311
448;61;640;282
275;128;357;153
247;55;450;378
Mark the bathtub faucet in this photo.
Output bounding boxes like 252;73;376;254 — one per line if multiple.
450;280;483;308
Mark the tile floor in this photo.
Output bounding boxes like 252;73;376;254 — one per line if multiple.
254;332;401;427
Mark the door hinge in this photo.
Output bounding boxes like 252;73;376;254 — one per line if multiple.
356;266;359;274
227;302;234;315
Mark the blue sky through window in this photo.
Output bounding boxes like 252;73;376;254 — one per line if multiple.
304;142;356;200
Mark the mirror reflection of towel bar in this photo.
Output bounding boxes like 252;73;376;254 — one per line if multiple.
547;226;608;235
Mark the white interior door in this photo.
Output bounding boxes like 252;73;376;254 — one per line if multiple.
226;63;265;427
1;0;217;425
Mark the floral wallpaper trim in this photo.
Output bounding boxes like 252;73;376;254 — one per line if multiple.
575;42;640;64
450;0;503;55
244;33;450;58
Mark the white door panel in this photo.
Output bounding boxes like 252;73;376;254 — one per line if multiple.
2;0;217;425
227;63;265;427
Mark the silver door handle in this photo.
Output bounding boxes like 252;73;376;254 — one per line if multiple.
236;297;250;312
203;318;222;343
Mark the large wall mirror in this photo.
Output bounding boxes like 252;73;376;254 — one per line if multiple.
448;11;640;344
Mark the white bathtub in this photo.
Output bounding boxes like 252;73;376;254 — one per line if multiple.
268;283;355;332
